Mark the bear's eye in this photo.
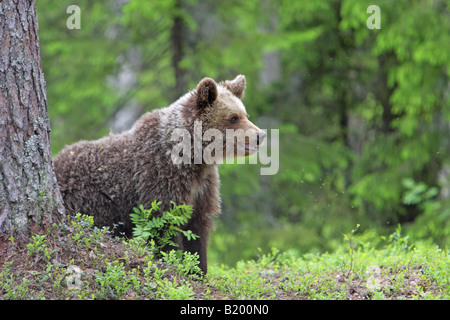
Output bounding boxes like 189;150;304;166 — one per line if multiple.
230;116;239;124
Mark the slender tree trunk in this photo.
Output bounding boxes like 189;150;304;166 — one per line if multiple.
171;0;186;98
0;0;64;242
377;53;397;134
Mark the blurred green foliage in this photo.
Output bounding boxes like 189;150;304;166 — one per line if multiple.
37;0;449;266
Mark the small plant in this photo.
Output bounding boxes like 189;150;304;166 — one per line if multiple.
130;200;199;255
343;224;360;277
26;234;53;262
155;276;195;300
95;261;131;299
69;213;95;244
161;249;203;279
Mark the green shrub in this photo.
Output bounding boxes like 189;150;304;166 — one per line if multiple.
130;201;199;254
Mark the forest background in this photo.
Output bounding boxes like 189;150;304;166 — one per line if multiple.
37;0;449;267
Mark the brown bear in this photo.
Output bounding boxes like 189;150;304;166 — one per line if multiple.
53;75;266;273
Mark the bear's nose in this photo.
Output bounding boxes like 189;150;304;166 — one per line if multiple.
257;130;267;146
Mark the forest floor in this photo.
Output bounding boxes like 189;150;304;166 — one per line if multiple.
0;214;448;302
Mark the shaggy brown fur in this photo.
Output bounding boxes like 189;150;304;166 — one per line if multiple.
53;75;264;273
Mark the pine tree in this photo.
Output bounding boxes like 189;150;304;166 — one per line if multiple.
0;0;65;243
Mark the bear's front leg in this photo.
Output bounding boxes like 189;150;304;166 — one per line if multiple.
182;216;210;274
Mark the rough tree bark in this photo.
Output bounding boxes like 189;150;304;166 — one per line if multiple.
0;0;65;242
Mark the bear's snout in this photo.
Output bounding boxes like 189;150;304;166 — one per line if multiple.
257;130;267;146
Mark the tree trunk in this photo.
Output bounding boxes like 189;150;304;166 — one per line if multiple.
171;0;187;98
0;0;65;242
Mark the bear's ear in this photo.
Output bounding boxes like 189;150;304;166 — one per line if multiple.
223;74;246;99
197;77;218;109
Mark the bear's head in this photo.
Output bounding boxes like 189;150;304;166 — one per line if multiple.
192;75;266;162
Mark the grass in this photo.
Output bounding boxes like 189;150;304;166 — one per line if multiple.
0;214;448;300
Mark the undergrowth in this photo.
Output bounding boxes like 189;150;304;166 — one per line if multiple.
0;213;448;300
130;201;199;254
208;226;449;300
0;213;202;300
